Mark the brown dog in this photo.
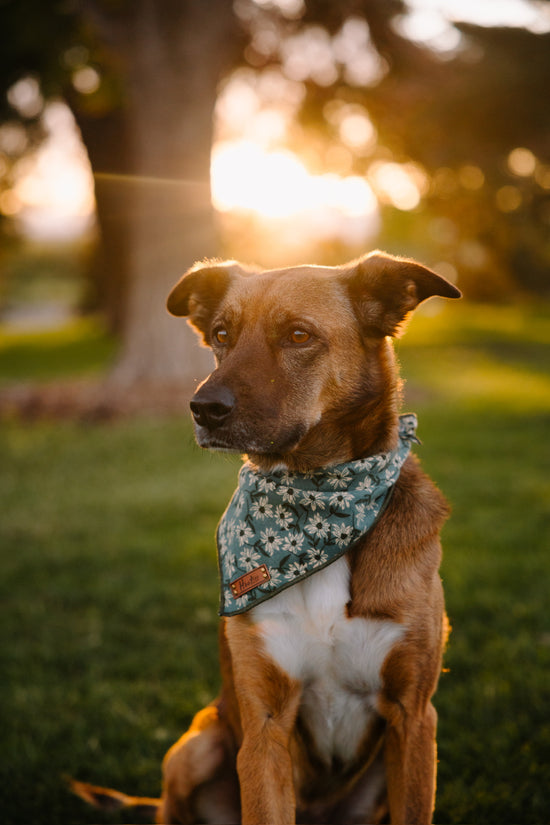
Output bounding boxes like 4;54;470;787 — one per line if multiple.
72;251;460;824
157;251;460;825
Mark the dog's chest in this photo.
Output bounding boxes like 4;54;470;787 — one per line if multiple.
251;557;404;765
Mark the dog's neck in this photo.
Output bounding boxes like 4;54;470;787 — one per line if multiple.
218;413;418;615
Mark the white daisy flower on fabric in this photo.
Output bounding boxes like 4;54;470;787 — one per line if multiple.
355;502;369;527
280;472;295;486
282;533;305;554
238;548;262;571
274;505;293;530
355;501;377;527
257;476;276;492
218;530;229;556
333;524;353;547
250;496;274;520
329;491;354;509
235;524;255;546
286;560;307;580
223;554;237;577
305;515;330;538
300;490;326;511
260;528;282;556
357;476;376;493
263;566;283;589
327;468;352;489
307;547;328;566
371;455;388;473
281;485;298;504
234;594;250;609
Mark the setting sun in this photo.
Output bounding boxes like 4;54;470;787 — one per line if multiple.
211;139;378;221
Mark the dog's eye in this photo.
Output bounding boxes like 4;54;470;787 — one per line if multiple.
213;328;228;345
290;330;311;345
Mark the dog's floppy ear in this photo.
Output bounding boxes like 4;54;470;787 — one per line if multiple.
166;260;235;345
346;250;461;337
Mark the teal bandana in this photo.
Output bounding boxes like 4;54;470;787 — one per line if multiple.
216;413;419;616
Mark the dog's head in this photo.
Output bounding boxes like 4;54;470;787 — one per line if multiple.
167;252;460;469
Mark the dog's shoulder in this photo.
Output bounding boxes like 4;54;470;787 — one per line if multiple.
348;455;448;619
388;453;450;538
352;454;450;558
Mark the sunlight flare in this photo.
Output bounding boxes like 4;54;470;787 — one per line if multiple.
211;139;377;222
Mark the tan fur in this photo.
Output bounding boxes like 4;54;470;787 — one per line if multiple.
73;252;459;824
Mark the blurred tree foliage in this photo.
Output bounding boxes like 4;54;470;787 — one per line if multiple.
267;5;550;299
0;1;549;383
360;18;550;298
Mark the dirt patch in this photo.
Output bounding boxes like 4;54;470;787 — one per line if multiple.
0;378;197;422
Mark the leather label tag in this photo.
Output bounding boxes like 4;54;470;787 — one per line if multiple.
230;565;271;599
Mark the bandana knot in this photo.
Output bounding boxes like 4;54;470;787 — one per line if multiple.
217;413;419;616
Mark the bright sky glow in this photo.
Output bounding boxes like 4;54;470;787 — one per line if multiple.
11;102;95;238
400;0;550;50
437;0;550;30
6;0;547;241
211;139;379;244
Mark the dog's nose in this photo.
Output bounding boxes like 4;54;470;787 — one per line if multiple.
190;386;235;430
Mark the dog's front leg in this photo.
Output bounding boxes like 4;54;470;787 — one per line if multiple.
382;701;438;825
226;616;301;825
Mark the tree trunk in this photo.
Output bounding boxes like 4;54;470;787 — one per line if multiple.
75;0;242;388
73;108;133;333
110;176;216;387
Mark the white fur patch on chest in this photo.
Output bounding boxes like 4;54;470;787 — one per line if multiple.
251;556;405;765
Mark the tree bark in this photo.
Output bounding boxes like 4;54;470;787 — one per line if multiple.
110;176;216;386
74;0;242;387
73;108;133;333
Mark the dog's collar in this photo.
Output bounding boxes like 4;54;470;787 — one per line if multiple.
216;413;419;616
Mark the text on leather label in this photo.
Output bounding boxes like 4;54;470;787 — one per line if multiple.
230;565;271;598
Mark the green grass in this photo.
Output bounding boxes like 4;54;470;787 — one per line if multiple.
1;301;549;824
398;304;550;823
0;318;116;384
0;236;92;312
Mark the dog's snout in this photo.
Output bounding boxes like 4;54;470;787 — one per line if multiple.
190;386;235;430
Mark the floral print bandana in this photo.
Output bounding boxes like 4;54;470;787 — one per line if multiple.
217;413;419;616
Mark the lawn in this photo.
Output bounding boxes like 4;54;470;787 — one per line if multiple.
1;301;549;824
